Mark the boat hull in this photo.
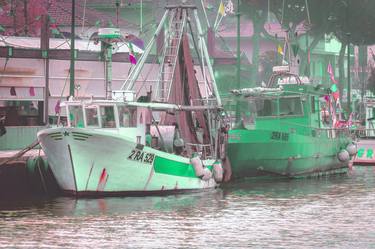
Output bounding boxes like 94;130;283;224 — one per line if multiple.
37;128;217;196
353;138;375;165
227;129;351;178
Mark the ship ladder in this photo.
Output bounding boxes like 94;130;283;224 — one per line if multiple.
154;7;187;102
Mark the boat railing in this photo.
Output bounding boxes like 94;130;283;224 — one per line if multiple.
190;98;218;107
351;128;375;138
279;121;352;138
185;142;213;159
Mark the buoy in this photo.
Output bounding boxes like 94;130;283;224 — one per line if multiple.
190;153;205;177
346;143;357;156
337;149;350;162
202;167;212;181
213;161;223;182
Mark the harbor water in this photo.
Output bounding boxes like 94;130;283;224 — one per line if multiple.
0;166;374;248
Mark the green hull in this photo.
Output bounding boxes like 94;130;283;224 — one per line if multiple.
228;129;351;178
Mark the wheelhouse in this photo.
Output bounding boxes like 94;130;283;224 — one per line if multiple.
61;100;137;129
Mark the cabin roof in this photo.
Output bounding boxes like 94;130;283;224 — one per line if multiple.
281;84;329;96
61;100;218;111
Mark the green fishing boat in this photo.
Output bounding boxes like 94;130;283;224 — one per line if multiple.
226;67;356;178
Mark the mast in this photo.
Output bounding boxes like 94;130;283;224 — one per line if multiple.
121;10;169;91
347;36;351;113
235;0;241;122
69;0;75;97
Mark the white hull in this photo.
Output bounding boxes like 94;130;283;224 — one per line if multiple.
37;127;218;196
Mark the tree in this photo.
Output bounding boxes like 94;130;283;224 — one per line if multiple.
239;0;268;85
309;0;375;98
0;0;54;36
240;0;312;84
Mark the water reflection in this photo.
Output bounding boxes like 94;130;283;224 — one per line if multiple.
0;166;374;248
49;189;225;217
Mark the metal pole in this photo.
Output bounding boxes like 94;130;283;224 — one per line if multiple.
41;15;49;125
347;35;351;113
235;0;241;122
105;43;113;99
194;10;222;106
140;0;143;33
200;0;211;28
70;0;75;97
122;10;169;91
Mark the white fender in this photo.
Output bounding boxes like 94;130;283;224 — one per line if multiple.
346;143;357;156
202;167;212;181
190;154;205;177
337;149;350;162
213;161;223;182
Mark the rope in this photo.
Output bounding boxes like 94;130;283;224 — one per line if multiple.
56;70;70;124
0;139;40;167
187;16;213;94
133;34;165;97
305;0;311;25
81;0;87;34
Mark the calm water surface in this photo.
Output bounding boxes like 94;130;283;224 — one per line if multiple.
0;166;374;248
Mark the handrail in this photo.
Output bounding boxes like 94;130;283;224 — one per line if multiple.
352;128;375;138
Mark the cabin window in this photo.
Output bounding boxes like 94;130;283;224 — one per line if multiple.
118;106;136;127
100;106;116;128
85;106;99;127
311;96;316;113
279;97;303;116
256;99;278;117
68;105;84;127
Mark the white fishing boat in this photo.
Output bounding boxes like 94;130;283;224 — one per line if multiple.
37;5;227;196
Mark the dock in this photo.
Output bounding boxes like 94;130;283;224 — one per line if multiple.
0;147;59;198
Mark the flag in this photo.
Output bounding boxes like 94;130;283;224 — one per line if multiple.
327;62;337;84
129;53;137;65
55;100;61;114
225;0;234;15
330;83;339;101
29;87;35;96
125;34;144;50
307;48;311;64
218;1;225;16
347;112;353;127
128;42;137;64
130;38;144;50
332;88;340;101
277;45;284;55
10;87;16;96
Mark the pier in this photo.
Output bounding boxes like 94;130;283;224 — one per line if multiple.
0;147;59;198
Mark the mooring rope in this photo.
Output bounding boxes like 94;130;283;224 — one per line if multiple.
0;140;40;167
